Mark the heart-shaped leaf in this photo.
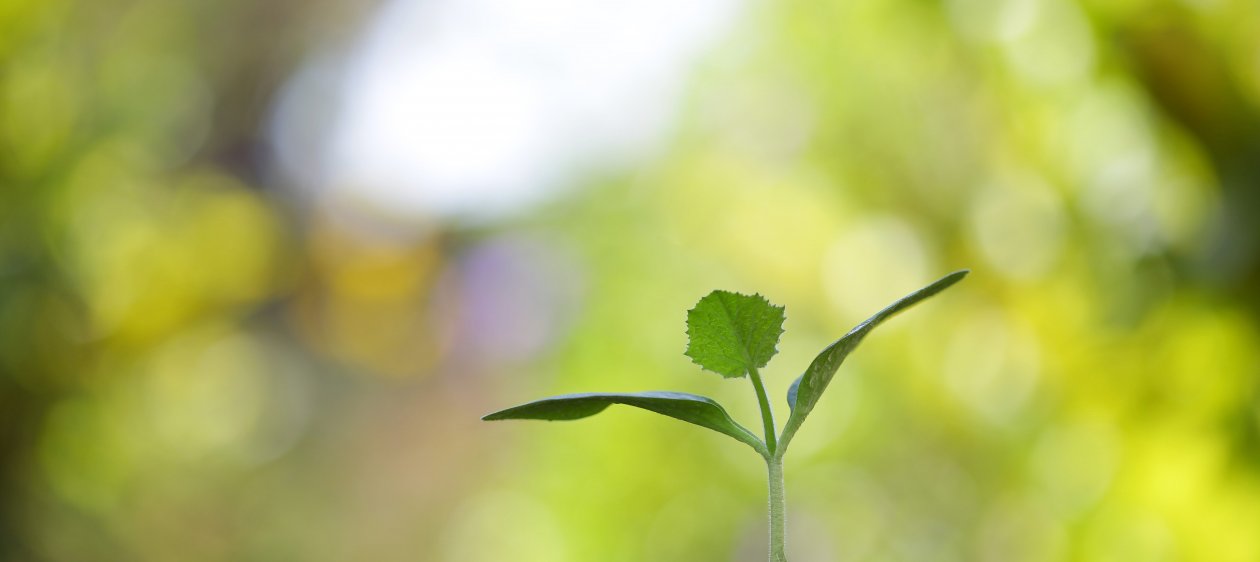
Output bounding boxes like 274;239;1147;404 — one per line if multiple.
779;270;968;451
685;291;786;379
483;391;768;456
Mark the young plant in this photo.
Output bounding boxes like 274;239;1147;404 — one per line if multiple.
483;270;969;561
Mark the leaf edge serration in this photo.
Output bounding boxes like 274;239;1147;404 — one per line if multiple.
684;289;786;379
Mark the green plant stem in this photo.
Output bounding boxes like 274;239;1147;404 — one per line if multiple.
750;366;786;562
767;456;787;562
747;366;777;455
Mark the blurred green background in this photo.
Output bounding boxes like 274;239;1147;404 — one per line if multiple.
3;0;1260;560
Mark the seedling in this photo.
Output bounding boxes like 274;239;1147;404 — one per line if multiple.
483;270;969;561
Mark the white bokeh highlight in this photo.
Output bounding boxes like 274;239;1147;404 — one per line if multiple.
273;0;741;219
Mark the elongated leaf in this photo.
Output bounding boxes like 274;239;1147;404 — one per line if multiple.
685;291;786;379
483;391;768;456
780;270;969;449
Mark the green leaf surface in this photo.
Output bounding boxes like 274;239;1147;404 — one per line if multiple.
483;391;768;456
685;290;786;379
780;270;969;451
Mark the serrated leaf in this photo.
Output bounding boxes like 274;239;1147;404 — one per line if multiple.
483;391;768;456
685;291;786;379
780;270;969;448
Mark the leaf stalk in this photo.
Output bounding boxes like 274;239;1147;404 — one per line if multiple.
748;365;777;457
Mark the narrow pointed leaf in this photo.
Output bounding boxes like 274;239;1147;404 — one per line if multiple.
781;270;968;447
685;291;786;379
483;391;768;456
